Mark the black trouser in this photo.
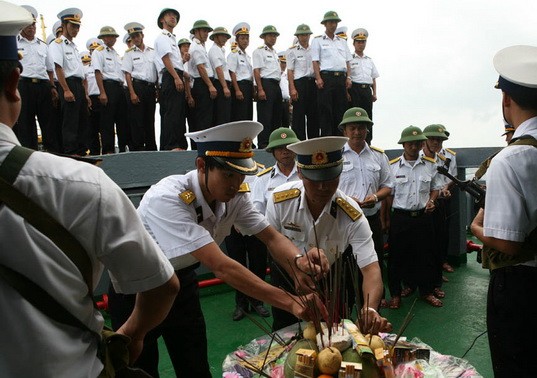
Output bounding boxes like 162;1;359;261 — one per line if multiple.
224;227;268;308
213;80;231;126
367;211;386;299
47;83;63;153
129;80;157;151
349;83;373;143
59;77;88;155
281;99;291;127
99;80;129;154
291;77;319;140
108;268;211;378
159;69;187;150
191;78;214;133
387;209;436;297
15;78;53;151
270;250;359;331
318;72;347;136
487;265;537;377
257;78;283;149
432;197;449;288
231;80;253;121
88;95;102;155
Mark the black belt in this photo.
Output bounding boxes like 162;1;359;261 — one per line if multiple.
320;70;346;77
65;77;83;83
261;78;280;83
20;77;49;84
132;78;156;87
103;79;123;86
354;83;371;88
295;76;315;81
392;208;426;218
237;79;253;84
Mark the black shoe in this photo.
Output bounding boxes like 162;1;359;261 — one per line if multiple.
232;306;247;321
252;304;270;318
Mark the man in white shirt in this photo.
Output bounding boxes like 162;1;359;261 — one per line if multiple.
471;45;537;377
0;4;179;376
107;120;329;377
209;26;232;125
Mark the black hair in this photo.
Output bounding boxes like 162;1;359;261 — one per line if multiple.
0;61;18;93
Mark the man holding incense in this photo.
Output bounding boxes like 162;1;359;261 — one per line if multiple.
266;136;388;332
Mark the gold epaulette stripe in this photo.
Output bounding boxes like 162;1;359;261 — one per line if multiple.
54;38;62;44
437;153;446;161
257;166;273;177
422;156;436;163
273;188;301;203
445;148;456;156
336;197;362;221
389;157;401;165
238;183;250;193
179;190;196;205
370;146;384;153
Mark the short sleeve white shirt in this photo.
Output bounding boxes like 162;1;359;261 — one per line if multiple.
17;35;52;80
339;143;394;216
266;181;377;268
287;44;314;79
48;36;85;79
154;31;184;73
310;33;352;72
137;170;269;270
122;45;158;84
91;46;123;82
252;45;280;80
188;38;214;79
349;54;379;84
209;43;230;81
251;164;299;214
227;49;253;81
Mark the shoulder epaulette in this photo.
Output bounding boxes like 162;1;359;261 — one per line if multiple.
445;148;456;156
370;146;384;153
54;38;62;44
257;45;264;49
273;188;301;203
125;47;134;53
257;166;274;177
96;45;105;51
256;162;266;169
422;156;436;163
389;157;401;165
231;47;238;53
336;197;362;221
314;35;322;38
238;183;250;193
437;153;447;161
179;190;196;205
37;38;45;44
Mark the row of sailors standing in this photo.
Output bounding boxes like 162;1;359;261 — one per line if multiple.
15;6;380;156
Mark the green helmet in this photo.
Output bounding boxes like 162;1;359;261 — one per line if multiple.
294;24;312;36
157;8;179;29
266;128;300;152
190;20;213;35
178;38;191;47
398;126;427;144
338;107;373;130
209;26;231;41
321;11;341;24
423;124;448;140
259;25;280;38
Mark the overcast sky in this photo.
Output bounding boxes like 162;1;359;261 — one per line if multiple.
12;0;537;149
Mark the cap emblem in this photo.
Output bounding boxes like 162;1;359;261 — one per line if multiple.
312;150;328;165
355;111;362;116
412;131;418;135
281;132;287;139
239;137;253;152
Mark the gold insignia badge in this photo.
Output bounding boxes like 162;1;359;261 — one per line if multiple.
239;137;253;152
412;131;418;135
355;111;362;116
312;150;328;165
438;128;443;132
73;14;81;21
281;132;287;139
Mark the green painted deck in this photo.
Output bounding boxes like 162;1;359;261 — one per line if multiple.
103;247;492;377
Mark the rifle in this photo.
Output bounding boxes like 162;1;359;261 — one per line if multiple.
437;166;486;208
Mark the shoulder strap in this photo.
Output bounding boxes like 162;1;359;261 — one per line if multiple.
0;146;96;334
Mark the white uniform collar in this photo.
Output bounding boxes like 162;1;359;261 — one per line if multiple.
512;116;537;139
273;162;298;178
188;170;225;221
0;123;21;146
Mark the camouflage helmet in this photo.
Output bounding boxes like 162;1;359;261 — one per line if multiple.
266;127;300;152
423;124;449;140
338;107;373;130
398;126;427;144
